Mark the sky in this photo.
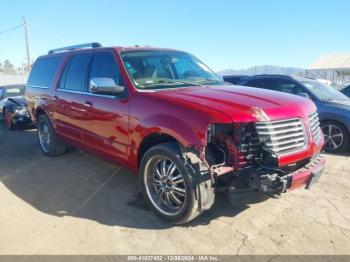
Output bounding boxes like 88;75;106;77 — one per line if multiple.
0;0;349;72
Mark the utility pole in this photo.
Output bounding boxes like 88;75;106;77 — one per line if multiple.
23;16;31;70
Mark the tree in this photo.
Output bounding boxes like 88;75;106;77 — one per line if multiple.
2;60;16;74
0;62;3;73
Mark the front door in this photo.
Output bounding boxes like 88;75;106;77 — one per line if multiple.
80;51;130;162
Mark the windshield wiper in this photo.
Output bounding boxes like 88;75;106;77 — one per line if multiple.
164;80;202;86
137;79;202;89
193;79;226;85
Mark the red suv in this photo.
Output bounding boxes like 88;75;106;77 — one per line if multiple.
26;43;325;224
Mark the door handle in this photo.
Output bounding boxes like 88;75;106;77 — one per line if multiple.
71;106;86;112
84;101;93;107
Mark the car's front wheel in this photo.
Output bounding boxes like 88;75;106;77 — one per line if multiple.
37;114;66;157
140;143;212;224
321;121;349;153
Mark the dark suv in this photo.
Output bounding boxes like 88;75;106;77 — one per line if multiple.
239;75;350;153
26;43;325;224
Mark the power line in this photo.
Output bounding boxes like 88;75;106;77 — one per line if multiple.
0;18;31;69
0;24;23;35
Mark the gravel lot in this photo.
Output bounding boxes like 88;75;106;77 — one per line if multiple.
0;122;349;255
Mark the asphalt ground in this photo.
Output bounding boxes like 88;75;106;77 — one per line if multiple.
0;122;349;255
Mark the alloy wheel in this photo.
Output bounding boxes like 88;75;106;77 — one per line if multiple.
144;157;187;216
322;124;344;151
38;121;51;153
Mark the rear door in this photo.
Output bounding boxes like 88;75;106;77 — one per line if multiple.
80;51;130;162
54;53;92;142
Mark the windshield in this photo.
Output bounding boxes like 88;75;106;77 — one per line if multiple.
121;50;224;89
5;87;25;98
300;80;349;101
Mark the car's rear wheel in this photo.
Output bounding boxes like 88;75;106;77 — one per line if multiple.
37;114;66;157
140;143;209;224
321;121;349;153
3;108;15;130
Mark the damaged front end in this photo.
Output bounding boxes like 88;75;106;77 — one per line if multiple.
202;120;324;196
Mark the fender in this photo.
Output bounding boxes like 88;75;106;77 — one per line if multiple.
138;114;206;148
127;114;209;170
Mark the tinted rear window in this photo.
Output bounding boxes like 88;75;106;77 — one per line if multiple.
243;78;277;90
223;76;246;85
5;86;25;97
28;56;63;88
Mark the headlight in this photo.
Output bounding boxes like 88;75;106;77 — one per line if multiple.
14;106;28;115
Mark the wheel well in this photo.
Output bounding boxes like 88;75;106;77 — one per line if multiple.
35;108;46;119
137;133;178;168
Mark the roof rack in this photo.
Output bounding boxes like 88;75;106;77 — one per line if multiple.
48;42;102;54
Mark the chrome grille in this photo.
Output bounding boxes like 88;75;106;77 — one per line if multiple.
308;111;321;142
255;118;307;155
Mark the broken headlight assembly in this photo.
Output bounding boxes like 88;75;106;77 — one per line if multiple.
14;106;28;115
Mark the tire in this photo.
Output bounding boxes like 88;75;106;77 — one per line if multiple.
37;114;66;157
3;108;15;130
321;120;349;153
140;142;214;224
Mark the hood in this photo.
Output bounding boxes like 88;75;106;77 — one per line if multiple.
322;99;350;108
318;99;350;117
154;85;316;122
7;96;27;107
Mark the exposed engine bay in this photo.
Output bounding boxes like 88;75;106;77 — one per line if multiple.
204;123;313;195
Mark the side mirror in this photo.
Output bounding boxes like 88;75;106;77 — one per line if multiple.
297;92;309;99
89;78;125;96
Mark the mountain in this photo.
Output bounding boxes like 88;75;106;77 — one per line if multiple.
217;65;305;76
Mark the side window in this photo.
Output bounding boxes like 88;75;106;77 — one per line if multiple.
28;56;63;88
244;79;265;88
0;88;4;98
90;52;124;86
61;53;91;91
274;80;302;94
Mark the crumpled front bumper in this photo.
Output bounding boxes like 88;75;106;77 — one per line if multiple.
288;154;325;191
241;154;326;195
12;112;32;125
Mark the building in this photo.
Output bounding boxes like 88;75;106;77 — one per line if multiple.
0;73;28;86
308;53;350;89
